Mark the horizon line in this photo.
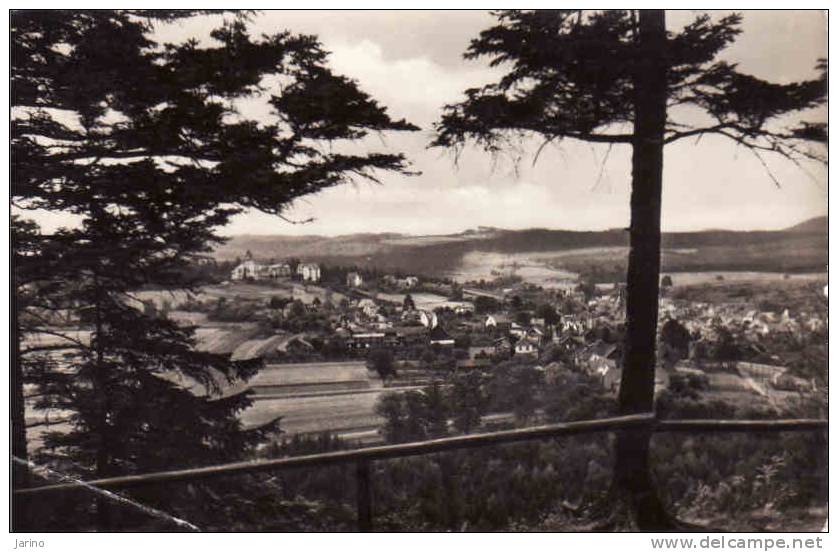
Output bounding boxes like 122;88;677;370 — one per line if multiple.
219;215;827;239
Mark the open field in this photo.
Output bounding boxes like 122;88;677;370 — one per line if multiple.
136;281;347;310
241;391;384;435
374;291;468;310
662;271;827;288
24;359;387;449
242;362;387;436
214;282;345;304
251;362;379;387
131;289;194;309
445;250;579;288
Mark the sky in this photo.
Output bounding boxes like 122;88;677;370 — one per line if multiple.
31;10;829;236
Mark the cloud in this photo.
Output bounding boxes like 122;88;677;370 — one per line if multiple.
327;39;499;127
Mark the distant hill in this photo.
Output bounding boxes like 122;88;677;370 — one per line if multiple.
784;216;827;234
214;216;827;278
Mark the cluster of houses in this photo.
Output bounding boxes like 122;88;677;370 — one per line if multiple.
221;260;823;400
664;299;826;344
332;284;625;374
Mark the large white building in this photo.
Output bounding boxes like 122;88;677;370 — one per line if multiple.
231;259;320;282
297;263;321;282
231;259;261;281
267;263;292;278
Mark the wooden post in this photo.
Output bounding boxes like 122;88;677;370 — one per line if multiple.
356;460;373;532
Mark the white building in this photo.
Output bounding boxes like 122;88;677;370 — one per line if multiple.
231;260;261;281
358;298;379;317
454;303;475;315
484;314;511;329
346;272;364;287
267;263;292;279
419;310;438;329
514;339;539;357
297;263;321;282
509;322;527;339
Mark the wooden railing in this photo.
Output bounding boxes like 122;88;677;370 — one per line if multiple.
14;413;828;531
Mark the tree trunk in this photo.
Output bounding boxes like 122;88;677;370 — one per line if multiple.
92;268;113;529
11;296;31;530
613;9;673;530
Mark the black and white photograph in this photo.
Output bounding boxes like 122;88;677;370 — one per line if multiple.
8;5;830;539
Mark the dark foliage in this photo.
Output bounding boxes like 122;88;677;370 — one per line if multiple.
11;9;416;529
432;9;825;529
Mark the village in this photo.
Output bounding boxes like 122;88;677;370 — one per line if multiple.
11;7;830;534
84;253;819;445
22;249;826;452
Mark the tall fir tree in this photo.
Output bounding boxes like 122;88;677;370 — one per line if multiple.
432;9;825;529
12;10;417;529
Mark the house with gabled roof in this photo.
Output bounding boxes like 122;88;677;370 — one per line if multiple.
485;314;512;332
514;337;539;357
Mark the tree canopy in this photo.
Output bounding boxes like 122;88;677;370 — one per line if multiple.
432;8;825;531
433;10;825;171
11;10;418;526
13;11;418;222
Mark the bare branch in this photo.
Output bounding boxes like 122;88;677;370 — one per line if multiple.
748;148;782;189
593;143;614;192
18;328;90;350
276;212;316;225
532;135;560;167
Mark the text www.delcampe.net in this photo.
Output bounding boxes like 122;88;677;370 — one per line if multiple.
650;537;825;551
